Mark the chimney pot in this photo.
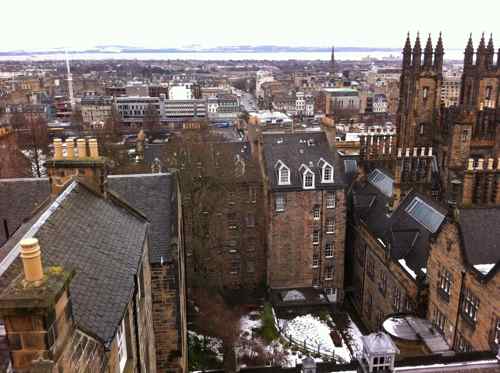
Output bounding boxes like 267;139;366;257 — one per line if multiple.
65;138;75;159
487;158;494;170
397;148;402;158
428;147;433;157
413;147;418;157
77;138;87;158
467;158;474;171
477;158;484;170
497;158;500;170
405;148;410;157
53;138;63;160
421;147;426;156
20;238;44;284
89;138;99;158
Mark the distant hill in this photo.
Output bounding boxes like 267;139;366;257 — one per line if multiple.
0;45;401;56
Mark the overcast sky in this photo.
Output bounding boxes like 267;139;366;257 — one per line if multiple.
3;0;499;50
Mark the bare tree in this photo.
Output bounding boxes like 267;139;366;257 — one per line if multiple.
193;287;242;372
11;113;48;177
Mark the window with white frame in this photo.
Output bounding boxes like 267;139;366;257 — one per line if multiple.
312;230;320;244
313;206;320;220
326;192;336;208
324;242;333;258
322;163;334;183
275;194;285;212
326;218;335;233
117;319;128;372
277;162;291;185
312;253;319;268
303;169;315;189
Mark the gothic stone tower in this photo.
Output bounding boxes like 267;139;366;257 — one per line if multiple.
396;33;444;150
441;33;500;204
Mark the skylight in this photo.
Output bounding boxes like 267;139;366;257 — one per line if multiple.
344;159;357;174
405;197;445;233
367;169;393;197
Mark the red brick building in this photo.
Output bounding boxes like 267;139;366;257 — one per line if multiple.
252;120;347;303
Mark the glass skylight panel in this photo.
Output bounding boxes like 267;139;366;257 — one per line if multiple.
405;197;445;233
344;159;357;174
367;169;393;197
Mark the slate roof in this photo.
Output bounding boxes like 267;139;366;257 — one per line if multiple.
351;170;447;279
0;181;148;347
108;173;176;263
458;207;500;277
0;173;178;265
262;131;346;191
0;178;50;247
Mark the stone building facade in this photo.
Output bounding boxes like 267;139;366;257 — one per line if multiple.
396;33;444;150
0;138;188;372
427;211;500;353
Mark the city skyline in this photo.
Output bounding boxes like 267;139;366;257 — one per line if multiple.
3;0;499;51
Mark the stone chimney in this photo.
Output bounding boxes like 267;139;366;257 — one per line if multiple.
20;238;44;285
321;116;337;154
461;158;500;206
0;238;74;371
247;116;263;161
45;138;107;196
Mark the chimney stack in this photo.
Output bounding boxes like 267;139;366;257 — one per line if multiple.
53;138;63;160
77;138;87;158
321;116;337;154
20;238;44;285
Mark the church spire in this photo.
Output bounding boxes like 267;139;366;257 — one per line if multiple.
402;32;412;69
412;32;422;69
330;46;336;76
476;32;487;67
464;33;474;66
486;34;494;68
434;32;444;72
423;34;433;69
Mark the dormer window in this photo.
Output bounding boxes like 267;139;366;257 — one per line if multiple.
276;160;291;185
318;158;334;183
304;171;314;188
299;164;315;189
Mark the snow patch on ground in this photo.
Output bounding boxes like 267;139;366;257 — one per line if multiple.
278;314;351;362
345;315;364;357
189;330;223;361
